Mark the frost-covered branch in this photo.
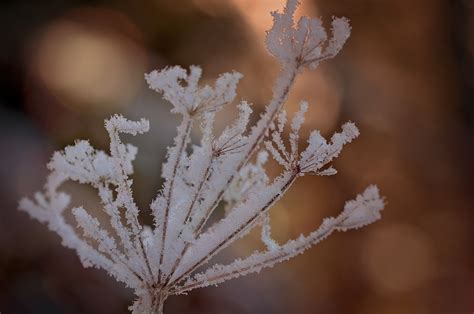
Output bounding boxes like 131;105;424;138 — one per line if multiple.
146;66;242;283
173;186;383;294
19;1;383;313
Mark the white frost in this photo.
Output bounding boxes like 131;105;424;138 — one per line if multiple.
18;1;383;313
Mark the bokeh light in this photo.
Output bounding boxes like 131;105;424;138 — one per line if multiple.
29;8;147;112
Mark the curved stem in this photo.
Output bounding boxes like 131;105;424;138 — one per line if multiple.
169;170;299;286
166;67;300;286
195;67;299;237
163;157;214;284
172;221;335;295
158;116;193;282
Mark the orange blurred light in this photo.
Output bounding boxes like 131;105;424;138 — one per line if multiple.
30;8;146;112
229;0;316;40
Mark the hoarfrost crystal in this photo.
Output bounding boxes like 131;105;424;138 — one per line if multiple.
19;0;384;313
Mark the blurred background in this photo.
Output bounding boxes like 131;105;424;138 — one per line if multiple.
0;0;473;313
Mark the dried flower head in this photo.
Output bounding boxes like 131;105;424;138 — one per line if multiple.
19;0;384;313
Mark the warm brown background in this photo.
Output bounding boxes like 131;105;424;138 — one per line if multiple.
0;0;473;313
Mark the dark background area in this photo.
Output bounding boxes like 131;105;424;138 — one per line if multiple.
0;0;473;313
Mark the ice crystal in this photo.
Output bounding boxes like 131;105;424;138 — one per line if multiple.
19;0;384;313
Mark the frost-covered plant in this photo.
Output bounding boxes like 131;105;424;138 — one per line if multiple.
19;1;384;313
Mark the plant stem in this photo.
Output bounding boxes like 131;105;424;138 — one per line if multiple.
154;291;167;314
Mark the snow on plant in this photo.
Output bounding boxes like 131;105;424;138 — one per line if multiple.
19;0;384;313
